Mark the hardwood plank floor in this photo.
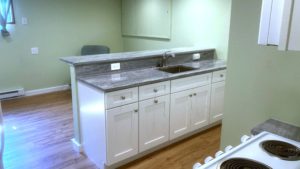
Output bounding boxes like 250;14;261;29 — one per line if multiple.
2;90;221;169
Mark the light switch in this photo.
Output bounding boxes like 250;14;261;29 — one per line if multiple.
31;47;39;55
22;17;28;25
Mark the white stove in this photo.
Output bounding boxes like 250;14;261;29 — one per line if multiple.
193;131;300;169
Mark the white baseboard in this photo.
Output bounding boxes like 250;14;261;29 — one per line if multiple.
25;84;70;97
71;138;83;153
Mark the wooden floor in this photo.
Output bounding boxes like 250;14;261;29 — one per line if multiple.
2;90;221;169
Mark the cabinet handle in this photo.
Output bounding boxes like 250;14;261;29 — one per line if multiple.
121;96;126;100
134;109;138;113
220;74;224;78
193;93;197;96
189;94;193;97
154;99;158;104
153;89;158;93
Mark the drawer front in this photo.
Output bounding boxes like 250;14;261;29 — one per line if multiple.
139;81;170;100
212;70;226;83
106;87;138;109
171;73;212;93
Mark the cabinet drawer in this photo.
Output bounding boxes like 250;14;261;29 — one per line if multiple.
105;87;138;109
171;73;212;93
212;70;226;83
139;81;170;100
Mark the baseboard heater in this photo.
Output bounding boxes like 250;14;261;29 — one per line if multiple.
0;88;25;100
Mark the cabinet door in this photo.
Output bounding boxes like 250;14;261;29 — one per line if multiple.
106;103;138;165
258;0;285;45
287;0;300;50
139;95;170;152
190;86;210;131
210;81;225;123
170;90;192;140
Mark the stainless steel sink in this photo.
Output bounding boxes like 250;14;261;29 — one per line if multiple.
158;65;196;74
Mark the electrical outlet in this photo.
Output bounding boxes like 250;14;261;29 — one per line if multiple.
31;47;39;55
193;53;201;60
111;63;120;70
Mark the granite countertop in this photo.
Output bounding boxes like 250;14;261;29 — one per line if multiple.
251;119;300;142
77;59;226;92
60;47;214;66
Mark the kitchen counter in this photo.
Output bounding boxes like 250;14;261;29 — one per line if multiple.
77;59;226;92
60;47;214;66
251;119;300;142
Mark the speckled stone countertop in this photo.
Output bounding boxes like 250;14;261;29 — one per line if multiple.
251;119;300;142
60;47;214;65
77;59;226;92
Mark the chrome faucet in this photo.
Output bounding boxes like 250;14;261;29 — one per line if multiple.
161;51;175;67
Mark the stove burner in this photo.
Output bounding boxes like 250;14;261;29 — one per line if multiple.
261;140;300;161
219;158;272;169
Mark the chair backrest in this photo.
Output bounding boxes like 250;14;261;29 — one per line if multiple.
81;45;110;55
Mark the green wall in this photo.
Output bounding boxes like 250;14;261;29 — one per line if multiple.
0;0;123;91
122;0;231;60
221;0;300;148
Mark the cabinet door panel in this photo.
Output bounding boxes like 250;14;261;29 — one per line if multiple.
288;0;300;50
210;81;225;123
190;86;210;131
139;95;170;152
170;90;192;140
106;87;138;109
106;103;138;165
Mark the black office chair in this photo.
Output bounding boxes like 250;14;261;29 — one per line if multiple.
81;45;110;55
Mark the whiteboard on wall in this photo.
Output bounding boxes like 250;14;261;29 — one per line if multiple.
122;0;172;39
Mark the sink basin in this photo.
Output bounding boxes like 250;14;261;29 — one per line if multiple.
158;65;196;74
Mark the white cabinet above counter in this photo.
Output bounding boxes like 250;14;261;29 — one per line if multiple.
77;69;226;169
259;0;300;51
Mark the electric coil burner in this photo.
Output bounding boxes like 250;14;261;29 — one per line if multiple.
219;158;272;169
261;140;300;161
193;131;300;169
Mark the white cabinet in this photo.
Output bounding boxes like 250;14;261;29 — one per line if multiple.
259;0;300;51
258;0;285;45
139;95;170;152
210;81;225;123
78;70;226;168
106;103;139;165
170;86;211;139
190;86;211;131
279;0;300;51
170;89;192;139
105;87;138;109
139;81;170;100
171;73;211;93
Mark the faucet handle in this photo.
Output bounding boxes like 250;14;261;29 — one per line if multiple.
163;51;175;57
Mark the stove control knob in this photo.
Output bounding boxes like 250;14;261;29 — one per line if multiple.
215;150;224;157
225;145;233;152
204;156;213;164
241;135;250;143
193;162;202;169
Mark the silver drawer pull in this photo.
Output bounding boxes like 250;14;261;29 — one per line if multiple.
189;94;193;97
134;109;138;113
153;89;158;93
220;74;224;78
121;96;126;100
193;93;197;96
154;100;158;104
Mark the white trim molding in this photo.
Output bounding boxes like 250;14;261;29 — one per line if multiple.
71;138;83;153
25;84;70;97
